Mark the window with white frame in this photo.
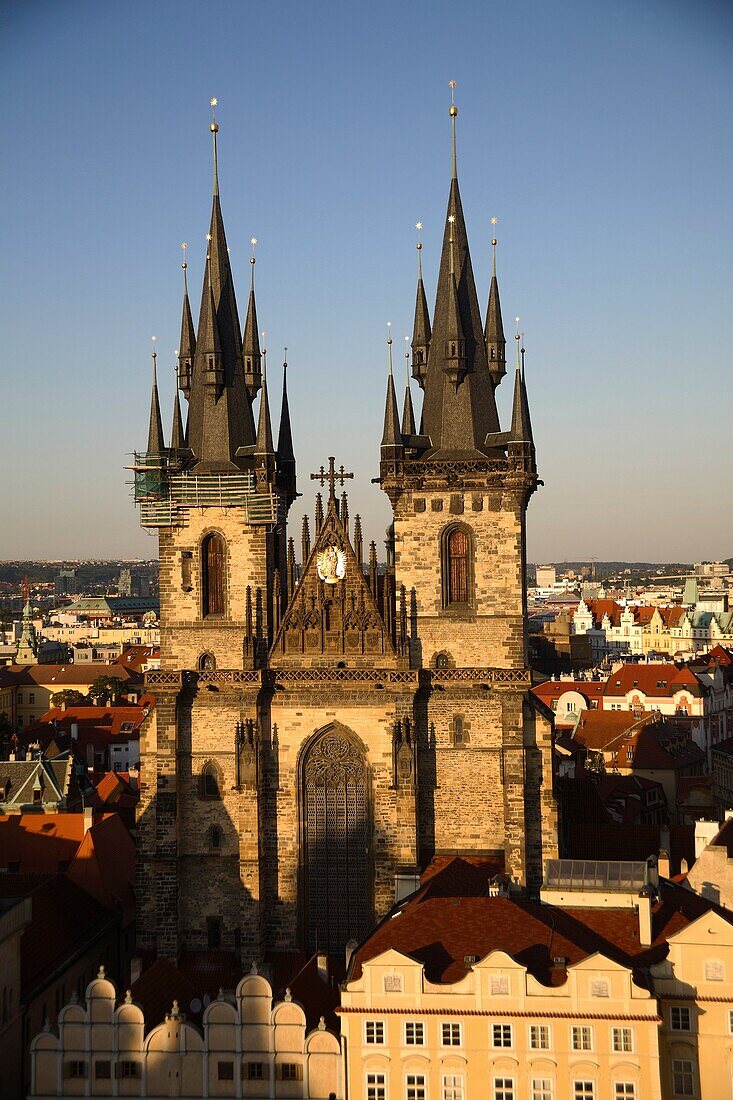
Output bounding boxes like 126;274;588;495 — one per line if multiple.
672;1059;694;1097
441;1021;461;1046
405;1021;425;1046
442;1073;464;1100
494;1079;515;1100
492;1022;513;1048
614;1085;635;1099
571;1025;593;1051
532;1080;553;1100
728;1009;733;1034
573;1083;595;1100
611;1027;633;1053
406;1073;427;1100
530;1024;550;1050
365;1020;385;1044
366;1072;387;1100
670;1006;691;1032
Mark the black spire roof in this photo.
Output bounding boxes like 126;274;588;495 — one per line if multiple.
484;244;506;388
185;122;256;471
276;357;297;505
171;387;185;452
177;255;196;400
147;350;165;455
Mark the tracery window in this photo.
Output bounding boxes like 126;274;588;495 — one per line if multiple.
201;532;226;618
200;763;221;800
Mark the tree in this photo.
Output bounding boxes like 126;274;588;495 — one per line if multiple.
51;689;87;708
89;676;123;704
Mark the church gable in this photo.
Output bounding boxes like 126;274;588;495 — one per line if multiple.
270;497;398;668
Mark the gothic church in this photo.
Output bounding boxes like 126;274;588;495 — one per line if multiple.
134;100;557;962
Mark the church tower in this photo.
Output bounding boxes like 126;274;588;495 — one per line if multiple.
133;95;556;968
379;86;556;888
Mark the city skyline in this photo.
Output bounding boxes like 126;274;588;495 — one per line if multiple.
1;0;731;561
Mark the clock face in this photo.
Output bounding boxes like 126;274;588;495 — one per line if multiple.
316;544;347;584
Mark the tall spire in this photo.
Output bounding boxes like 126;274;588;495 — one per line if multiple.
484;218;506;389
170;373;185;452
401;337;416;437
242;237;262;401
177;243;196;399
418;84;501;455
381;326;402;450
147;338;165;454
187;99;255;470
411;222;431;389
509;322;534;457
276;349;297;506
255;343;275;489
16;577;38;663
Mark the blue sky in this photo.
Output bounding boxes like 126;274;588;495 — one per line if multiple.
1;0;731;562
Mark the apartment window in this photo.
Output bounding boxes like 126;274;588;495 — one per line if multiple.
366;1072;386;1100
672;1060;694;1097
494;1079;515;1100
94;1061;111;1079
573;1084;595;1100
280;1064;301;1081
532;1081;553;1100
118;1061;141;1079
612;1027;633;1053
728;1009;733;1034
571;1026;593;1051
615;1086;635;1099
243;1063;267;1080
492;1022;513;1048
218;1062;234;1081
29;693;35;704
65;1061;87;1079
670;1006;691;1031
443;1074;464;1100
405;1020;425;1045
406;1073;427;1100
530;1024;550;1049
365;1020;385;1044
441;1021;462;1046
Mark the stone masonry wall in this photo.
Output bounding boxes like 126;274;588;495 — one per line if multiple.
158;508;272;671
393;489;526;669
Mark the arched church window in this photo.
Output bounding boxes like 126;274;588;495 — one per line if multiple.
209;824;223;851
442;525;472;608
201;533;226;618
198;652;216;671
436;653;449;669
301;726;371;954
200;763;221;800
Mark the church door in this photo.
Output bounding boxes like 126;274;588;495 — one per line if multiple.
301;727;371;954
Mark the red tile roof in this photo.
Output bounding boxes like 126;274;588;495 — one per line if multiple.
604;663;702;699
0;813;88;872
67;813;135;926
349;855;726;987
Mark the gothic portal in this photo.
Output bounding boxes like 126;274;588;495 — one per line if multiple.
134;99;557;963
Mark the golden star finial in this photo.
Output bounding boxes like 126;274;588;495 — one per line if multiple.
415;221;423;231
206;233;212;242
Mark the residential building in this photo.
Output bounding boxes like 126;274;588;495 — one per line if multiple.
0;895;32;1100
29;968;342;1099
0;752;79;813
7;661;144;727
340;855;733;1100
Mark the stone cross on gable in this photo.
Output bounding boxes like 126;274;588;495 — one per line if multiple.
310;456;354;502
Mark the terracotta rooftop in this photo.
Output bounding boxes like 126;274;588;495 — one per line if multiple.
604;663;702;699
349;855;729;987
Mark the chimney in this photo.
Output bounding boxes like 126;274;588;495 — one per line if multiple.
680;857;689;875
83;806;93;834
658;850;671;880
316;952;328;985
638;885;653;947
127;767;139;790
